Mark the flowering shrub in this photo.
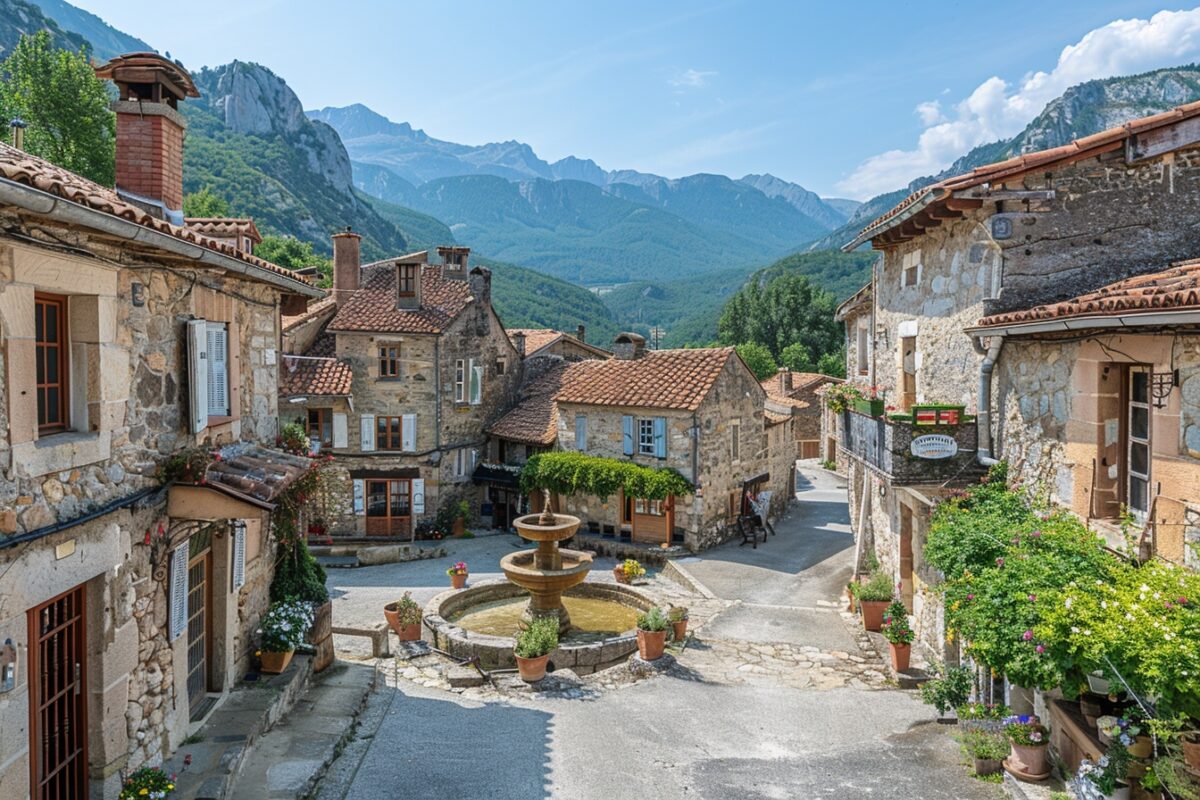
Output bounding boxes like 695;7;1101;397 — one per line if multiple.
119;766;175;799
956;701;1011;721
1071;743;1131;797
446;561;468;577
882;611;914;645
821;382;864;413
1002;717;1047;746
258;599;315;652
620;559;647;580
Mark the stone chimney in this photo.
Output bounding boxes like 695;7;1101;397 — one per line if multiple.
95;53;200;225
576;325;586;344
395;253;424;310
332;228;361;305
438;246;470;279
513;331;526;357
613;332;647;361
777;367;793;393
468;266;492;308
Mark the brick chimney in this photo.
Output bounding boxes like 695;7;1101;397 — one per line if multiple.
332;228;361;305
513;331;526;357
438;246;470;279
777;367;793;393
613;332;647;360
576;325;586;344
95;53;199;225
468;266;491;307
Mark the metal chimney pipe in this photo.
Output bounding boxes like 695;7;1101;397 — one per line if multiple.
10;118;27;151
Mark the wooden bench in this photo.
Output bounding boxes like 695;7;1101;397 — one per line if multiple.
738;514;767;548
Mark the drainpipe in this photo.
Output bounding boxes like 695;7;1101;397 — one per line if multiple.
972;335;1005;467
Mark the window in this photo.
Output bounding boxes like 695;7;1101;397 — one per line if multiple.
365;479;412;536
377;416;404;450
902;250;921;287
35;292;68;433
307;408;333;447
574;414;587;451
638;419;655;455
1126;366;1152;520
469;360;483;406
455;359;466;403
453;448;475;478
495;357;507;376
397;264;418;297
731;421;741;461
206;322;230;417
378;344;401;378
634;499;665;516
856;322;869;377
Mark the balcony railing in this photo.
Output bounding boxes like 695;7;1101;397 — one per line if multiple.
838;409;982;485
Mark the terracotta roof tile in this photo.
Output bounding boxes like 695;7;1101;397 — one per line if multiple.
280;333;352;396
508;328;564;354
975;257;1200;328
0;143;313;292
487;361;578;445
184;217;262;244
282;293;336;332
327;263;472;334
760;372;840;410
555;348;735;411
765;410;792;425
201;443;311;506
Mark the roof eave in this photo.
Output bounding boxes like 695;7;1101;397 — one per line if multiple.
966;309;1200;337
841;189;941;252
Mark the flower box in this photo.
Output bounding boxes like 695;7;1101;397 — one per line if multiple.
853;398;886;417
911;404;966;426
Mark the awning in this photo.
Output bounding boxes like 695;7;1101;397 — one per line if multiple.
472;463;522;489
168;443;312;520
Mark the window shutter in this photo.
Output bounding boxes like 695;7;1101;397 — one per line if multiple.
653;417;667;459
401;414;416;452
469;360;482;405
575;414;587;451
360;414;376;452
169;544;189;640
412;478;425;514
206;323;229;416
232;523;246;591
186;320;208;434
622;415;634;455
471;449;478;470
352;479;364;515
332;412;348;449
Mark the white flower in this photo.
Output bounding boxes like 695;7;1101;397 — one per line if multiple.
1072;626;1081;633
1101;600;1107;609
1065;597;1073;609
1141;584;1151;593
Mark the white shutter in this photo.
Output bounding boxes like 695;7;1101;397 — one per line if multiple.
401;414;416;452
469;360;482;405
232;523;246;591
169;544;189;640
186;320;208;434
352;479;364;515
206;323;229;416
360;414;376;452
332;412;348;449
471;449;478;470
412;478;425;514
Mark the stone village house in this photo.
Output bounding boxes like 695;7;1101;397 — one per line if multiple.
0;53;323;798
760;368;842;460
279;240;521;537
834;100;1200;679
484;333;796;550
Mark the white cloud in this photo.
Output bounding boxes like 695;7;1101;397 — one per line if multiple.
837;8;1200;199
669;68;717;88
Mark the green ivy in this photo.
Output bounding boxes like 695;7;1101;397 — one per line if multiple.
518;452;693;501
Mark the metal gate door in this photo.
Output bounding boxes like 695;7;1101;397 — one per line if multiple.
29;585;88;800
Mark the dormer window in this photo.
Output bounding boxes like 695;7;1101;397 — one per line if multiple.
398;264;418;298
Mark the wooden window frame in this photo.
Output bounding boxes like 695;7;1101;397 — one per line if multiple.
306;408;333;447
637;418;655;456
397;264;418;297
378;343;401;379
454;359;466;403
376;416;404;451
856;322;869;377
1123;365;1152;521
35;292;69;435
901;250;920;288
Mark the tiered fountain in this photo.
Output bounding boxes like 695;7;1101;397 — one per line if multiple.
499;493;592;633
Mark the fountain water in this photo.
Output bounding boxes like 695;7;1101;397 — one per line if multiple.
499;490;593;633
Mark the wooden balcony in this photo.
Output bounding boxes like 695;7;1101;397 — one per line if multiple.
838;409;983;485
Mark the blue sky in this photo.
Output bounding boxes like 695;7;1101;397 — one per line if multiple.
75;1;1200;198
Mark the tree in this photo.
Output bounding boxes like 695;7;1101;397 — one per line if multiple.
184;186;231;217
735;342;778;381
780;342;816;373
817;350;846;379
255;234;333;288
0;32;115;185
717;272;842;366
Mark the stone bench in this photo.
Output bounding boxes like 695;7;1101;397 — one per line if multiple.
332;622;391;657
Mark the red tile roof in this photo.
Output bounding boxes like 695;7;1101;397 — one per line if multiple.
0;143;314;293
850;99;1200;248
487;361;577;445
280;333;353;396
185;217;262;245
555;347;736;411
508;327;612;358
326;263;472;334
282;293;336;333
975;257;1200;329
201;443;311;507
760;372;840;410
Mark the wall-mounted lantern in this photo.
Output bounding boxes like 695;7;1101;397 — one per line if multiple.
0;638;17;693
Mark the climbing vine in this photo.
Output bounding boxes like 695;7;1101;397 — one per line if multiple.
519;451;693;501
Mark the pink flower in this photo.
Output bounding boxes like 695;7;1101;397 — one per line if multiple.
1179;597;1189;605
1022;630;1034;641
1028;594;1037;602
996;557;1005;567
1030;529;1041;538
966;594;975;601
1035;644;1045;654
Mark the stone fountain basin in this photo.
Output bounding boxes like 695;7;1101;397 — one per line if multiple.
512;512;581;542
424;580;655;674
499;548;592;593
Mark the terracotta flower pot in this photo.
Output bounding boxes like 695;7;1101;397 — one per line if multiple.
1183;737;1200;771
1007;742;1048;778
1127;734;1152;759
671;619;688;642
515;653;550;682
973;757;1002;776
453;517;466;537
451;572;468;589
889;642;911;672
383;603;423;640
613;566;630;584
860;600;888;632
637;629;666;661
259;649;294;675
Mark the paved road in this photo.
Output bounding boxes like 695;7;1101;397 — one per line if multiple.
320;464;1001;800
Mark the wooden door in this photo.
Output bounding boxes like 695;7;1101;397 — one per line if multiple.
900;336;917;410
631;497;673;544
186;540;213;721
29;586;88;800
899;505;914;611
365;479;412;536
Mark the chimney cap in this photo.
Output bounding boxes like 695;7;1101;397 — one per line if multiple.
613;332;646;346
332;228;362;240
94;52;199;100
9;118;26;129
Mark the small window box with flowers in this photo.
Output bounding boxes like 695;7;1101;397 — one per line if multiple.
852;386;888;418
257;599;316;674
119;766;175;799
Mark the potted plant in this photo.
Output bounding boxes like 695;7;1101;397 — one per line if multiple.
1075;742;1132;799
920;665;973;723
384;591;422;641
881;601;914;672
514;617;559;682
636;607;669;661
853;386;887;417
668;606;689;642
257;599;316;674
119;766;175;800
961;729;1008;777
614;559;645;585
856;571;894;632
955;701;1011;732
447;561;469;589
438;500;471;537
1002;716;1050;779
822;382;865;414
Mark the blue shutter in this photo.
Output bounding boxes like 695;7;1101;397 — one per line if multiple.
653;417;667;459
622;416;634;455
574;414;587;451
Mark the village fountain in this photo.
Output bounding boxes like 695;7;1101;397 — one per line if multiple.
499;493;593;633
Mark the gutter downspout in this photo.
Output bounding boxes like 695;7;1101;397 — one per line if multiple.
972;335;1005;467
